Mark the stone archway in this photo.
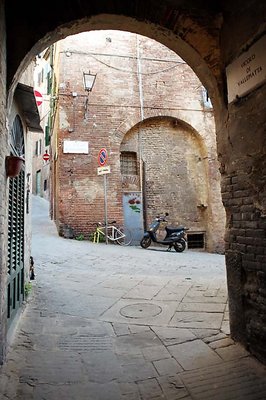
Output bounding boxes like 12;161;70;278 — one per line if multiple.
120;116;225;253
1;1;266;365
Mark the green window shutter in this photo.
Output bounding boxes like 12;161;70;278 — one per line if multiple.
45;125;50;146
47;71;52;95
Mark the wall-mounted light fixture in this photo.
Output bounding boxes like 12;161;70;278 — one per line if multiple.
83;72;97;92
83;72;97;119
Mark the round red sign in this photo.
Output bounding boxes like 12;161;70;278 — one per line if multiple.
98;148;108;166
43;153;50;161
34;89;43;106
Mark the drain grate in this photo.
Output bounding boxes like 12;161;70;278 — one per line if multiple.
58;335;113;351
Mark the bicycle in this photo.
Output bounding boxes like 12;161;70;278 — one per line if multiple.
92;221;132;245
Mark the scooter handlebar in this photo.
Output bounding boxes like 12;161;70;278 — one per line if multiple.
156;216;168;222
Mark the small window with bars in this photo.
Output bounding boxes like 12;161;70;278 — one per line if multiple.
120;152;138;175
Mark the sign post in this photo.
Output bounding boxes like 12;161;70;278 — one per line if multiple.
103;174;108;245
97;148;109;244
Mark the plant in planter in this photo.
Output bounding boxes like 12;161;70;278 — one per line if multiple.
5;155;25;178
24;281;32;298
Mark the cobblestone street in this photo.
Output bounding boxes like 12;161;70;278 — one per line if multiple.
1;195;266;399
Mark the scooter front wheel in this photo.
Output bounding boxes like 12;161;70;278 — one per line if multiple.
174;239;186;252
140;236;151;249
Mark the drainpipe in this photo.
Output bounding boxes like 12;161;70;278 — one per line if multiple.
137;36;145;123
136;35;147;229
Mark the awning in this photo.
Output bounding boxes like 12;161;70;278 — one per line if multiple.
14;83;43;132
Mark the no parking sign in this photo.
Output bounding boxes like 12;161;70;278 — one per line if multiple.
98;148;108;167
97;148;109;244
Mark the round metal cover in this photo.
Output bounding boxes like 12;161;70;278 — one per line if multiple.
120;303;162;319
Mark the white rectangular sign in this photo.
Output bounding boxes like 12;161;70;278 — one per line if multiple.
63;140;89;154
97;165;111;175
226;35;266;103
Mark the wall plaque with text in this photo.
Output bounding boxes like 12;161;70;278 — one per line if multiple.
63;140;89;154
226;35;266;103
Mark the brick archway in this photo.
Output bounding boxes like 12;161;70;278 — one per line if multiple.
6;12;223;119
119;115;225;253
2;1;266;365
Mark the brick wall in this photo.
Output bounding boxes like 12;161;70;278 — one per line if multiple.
52;31;225;252
220;80;266;362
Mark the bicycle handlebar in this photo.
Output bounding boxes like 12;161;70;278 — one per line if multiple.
95;220;117;226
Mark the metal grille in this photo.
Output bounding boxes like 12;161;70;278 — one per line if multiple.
7;115;25;323
187;233;205;249
120;152;138;175
7;169;25;321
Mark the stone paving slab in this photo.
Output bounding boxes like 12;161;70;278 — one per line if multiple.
177;301;226;312
168;339;223;370
153;284;191;301
182;294;228;303
157;375;193;399
33;382;122;400
153;357;183;375
19;350;87;384
180;357;266;400
100;298;179;326
170;310;224;329
151;326;197;345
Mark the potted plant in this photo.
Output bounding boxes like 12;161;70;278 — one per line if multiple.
5;155;25;178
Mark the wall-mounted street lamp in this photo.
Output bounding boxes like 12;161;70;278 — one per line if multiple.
83;72;97;92
83;72;97;119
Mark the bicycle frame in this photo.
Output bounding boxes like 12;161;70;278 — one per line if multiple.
93;224;125;244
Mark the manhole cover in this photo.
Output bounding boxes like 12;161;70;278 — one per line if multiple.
120;303;162;319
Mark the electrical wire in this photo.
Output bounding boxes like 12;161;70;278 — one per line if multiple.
61;50;186;76
88;53;184;75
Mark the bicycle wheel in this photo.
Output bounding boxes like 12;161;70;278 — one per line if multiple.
115;227;132;245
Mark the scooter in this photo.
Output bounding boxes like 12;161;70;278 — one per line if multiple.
140;213;188;252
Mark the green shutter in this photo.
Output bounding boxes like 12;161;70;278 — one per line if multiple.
45;125;50;146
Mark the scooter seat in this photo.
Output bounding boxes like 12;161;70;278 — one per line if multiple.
165;226;185;234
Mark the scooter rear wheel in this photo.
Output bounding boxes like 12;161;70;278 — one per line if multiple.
140;236;151;249
174;239;186;252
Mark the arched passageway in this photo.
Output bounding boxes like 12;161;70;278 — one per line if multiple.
120;116;225;252
0;1;266;367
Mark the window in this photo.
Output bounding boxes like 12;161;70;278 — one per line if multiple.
120;152;138;175
44;179;48;191
202;87;212;109
37;69;44;86
47;70;52;95
35;139;42;156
